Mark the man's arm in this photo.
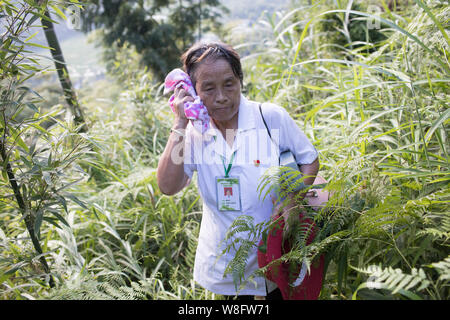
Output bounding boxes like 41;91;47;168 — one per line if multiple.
157;118;191;195
298;157;320;198
157;87;194;195
272;157;320;224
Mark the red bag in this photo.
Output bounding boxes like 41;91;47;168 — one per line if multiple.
257;175;329;300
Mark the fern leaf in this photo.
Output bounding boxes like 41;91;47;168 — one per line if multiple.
223;239;255;291
430;255;450;281
355;265;430;295
418;210;450;241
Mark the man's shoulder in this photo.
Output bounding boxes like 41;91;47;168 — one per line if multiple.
257;101;289;126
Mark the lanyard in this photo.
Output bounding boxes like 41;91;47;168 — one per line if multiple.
213;135;236;177
220;151;236;177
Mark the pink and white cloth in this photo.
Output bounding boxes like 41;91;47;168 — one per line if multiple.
164;68;210;133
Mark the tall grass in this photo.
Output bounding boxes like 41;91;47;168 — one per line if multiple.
36;64;210;299
224;0;449;299
1;0;447;300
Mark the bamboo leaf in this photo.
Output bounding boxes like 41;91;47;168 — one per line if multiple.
5;261;28;275
320;9;449;73
424;108;450;143
42;216;62;230
64;193;88;209
23;42;52;50
413;0;449;46
56;195;68;213
49;4;67;21
24;31;39;43
25;102;39;113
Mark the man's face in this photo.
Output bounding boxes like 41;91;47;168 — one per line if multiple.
193;58;241;123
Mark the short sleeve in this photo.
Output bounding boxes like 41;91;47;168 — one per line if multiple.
260;103;318;165
280;107;318;165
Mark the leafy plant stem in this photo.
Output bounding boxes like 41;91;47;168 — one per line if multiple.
0;137;55;288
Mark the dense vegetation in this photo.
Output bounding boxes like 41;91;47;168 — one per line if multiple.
79;0;226;81
0;0;448;300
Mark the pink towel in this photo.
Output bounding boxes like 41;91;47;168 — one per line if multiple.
164;69;210;133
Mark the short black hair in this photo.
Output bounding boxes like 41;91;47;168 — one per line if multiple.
181;42;243;87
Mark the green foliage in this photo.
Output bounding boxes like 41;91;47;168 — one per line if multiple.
0;0;92;293
42;273;150;300
1;0;448;301
314;1;388;53
219;215;268;290
80;0;228;80
221;0;449;300
34;65;207;299
353;265;431;299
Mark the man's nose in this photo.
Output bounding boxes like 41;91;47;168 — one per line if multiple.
215;88;227;103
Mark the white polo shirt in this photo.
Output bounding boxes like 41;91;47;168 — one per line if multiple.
183;95;318;296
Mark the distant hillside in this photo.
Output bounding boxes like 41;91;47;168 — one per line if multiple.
22;1;292;92
24;1;292;50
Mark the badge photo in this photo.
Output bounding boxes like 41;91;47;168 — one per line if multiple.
216;176;242;211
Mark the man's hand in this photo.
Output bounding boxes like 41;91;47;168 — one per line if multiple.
271;193;300;231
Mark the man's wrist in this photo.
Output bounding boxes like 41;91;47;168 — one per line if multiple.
173;118;189;130
170;127;186;138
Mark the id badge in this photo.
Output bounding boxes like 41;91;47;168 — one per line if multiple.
216;176;242;211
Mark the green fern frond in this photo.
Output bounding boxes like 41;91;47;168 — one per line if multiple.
223;239;255;291
301;230;353;263
419;227;450;241
355;203;405;237
221;215;269;249
224;215;255;239
257;166;317;203
355;265;431;295
403;188;450;212
257;166;282;201
283;211;317;249
418;210;450;241
430;255;450;282
43;273;151;300
185;233;198;269
321;206;357;235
